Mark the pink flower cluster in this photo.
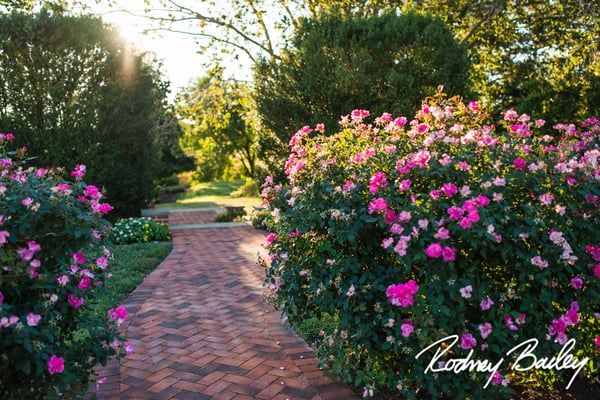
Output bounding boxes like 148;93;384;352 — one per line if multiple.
47;355;64;375
424;243;456;261
368;198;387;214
548;301;580;345
263;102;600;397
369;171;388;194
73;179;113;215
71;164;86;178
504;313;526;331
17;240;42;278
108;306;128;326
386;280;419;307
0;133;129;387
446;196;489;230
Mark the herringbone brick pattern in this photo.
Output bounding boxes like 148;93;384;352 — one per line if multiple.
85;210;358;400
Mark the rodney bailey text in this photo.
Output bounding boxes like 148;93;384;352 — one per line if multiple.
415;335;589;389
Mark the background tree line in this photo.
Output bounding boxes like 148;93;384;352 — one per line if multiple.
158;0;598;181
143;0;599;124
1;0;598;207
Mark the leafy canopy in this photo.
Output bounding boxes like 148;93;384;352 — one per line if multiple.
176;68;260;181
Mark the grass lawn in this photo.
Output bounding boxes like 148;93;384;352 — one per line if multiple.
85;242;173;320
156;178;262;211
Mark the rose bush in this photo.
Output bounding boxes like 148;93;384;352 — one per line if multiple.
0;134;130;398
262;92;600;398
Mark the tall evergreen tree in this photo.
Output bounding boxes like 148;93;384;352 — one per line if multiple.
0;9;169;216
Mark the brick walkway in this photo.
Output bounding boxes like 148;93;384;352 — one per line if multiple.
85;210;359;400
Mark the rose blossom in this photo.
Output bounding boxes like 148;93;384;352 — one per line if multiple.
48;355;65;375
460;333;477;349
480;297;494;310
442;246;456;261
424;243;442;258
401;322;414;337
513;157;527;169
386;280;419;308
459;285;472;299
478;322;493;339
26;312;41;326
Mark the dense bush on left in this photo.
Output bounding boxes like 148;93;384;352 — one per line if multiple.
0;134;131;399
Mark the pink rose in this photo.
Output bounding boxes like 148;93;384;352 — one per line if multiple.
424;243;443;258
48;355;65;375
78;276;91;290
570;276;583;290
480;297;494;310
108;306;128;325
401;322;414;337
73;252;86;264
386;280;419;308
460;333;477;349
68;294;84;309
26;312;41;327
447;206;464;220
478;322;492;339
398;179;411;192
368;198;388;214
442;246;456;261
442;183;458;197
513;157;527;169
265;233;277;246
491;371;503;385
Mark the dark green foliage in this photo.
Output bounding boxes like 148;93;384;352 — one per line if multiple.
0;9;169;218
214;206;246;222
253;11;471;175
153;110;196;178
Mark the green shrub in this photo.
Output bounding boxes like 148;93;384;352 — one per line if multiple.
262;93;600;398
159;184;187;195
251;207;271;230
109;217;171;245
231;178;259;198
0;133;129;398
214;207;246;222
155;174;180;187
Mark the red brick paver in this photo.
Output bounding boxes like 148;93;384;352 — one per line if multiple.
167;208;219;225
86;210;358;400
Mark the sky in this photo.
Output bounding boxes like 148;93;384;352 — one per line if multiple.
85;0;231;101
